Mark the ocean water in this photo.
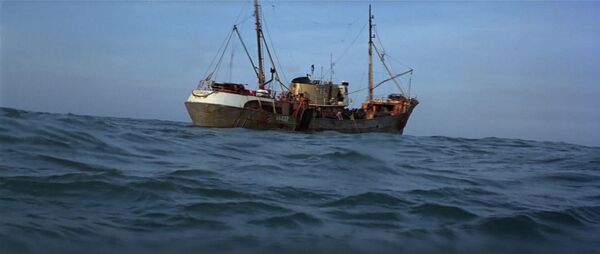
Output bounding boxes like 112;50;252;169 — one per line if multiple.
1;106;599;254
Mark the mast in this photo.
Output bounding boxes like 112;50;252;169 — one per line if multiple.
254;0;266;89
368;4;374;102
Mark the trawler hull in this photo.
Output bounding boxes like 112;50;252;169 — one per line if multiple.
309;114;411;133
185;100;416;134
185;101;298;130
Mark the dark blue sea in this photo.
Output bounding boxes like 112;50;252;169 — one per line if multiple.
1;107;599;254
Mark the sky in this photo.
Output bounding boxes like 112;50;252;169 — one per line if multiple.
1;1;599;146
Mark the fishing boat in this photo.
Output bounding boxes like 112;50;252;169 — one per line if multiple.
185;0;419;133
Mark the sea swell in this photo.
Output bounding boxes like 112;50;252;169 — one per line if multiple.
1;107;600;254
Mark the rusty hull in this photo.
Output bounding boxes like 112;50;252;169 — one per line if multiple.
185;99;417;134
185;101;302;130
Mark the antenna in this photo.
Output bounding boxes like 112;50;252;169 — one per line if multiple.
320;66;324;81
329;53;334;83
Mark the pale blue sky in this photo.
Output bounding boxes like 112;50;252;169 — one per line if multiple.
1;1;599;146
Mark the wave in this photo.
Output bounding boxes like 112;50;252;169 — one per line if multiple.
248;212;322;228
410;203;478;220
2;107;600;253
184;201;293;215
268;186;334;201
322;192;412;208
326;211;402;222
406;187;498;198
0;174;162;202
468;214;546;238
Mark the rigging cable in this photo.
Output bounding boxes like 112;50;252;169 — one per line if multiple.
234;26;260;78
373;26;415;97
339;15;363;44
373;44;406;95
374;26;413;70
347;69;368;95
227;35;238;82
347;86;369;95
408;71;413;98
335;22;368;64
212;29;236;81
201;28;235;80
322;22;368;80
347;69;412;95
374;25;386;58
262;33;289;91
260;7;288;86
386;54;414;72
233;1;249;25
235;14;254;27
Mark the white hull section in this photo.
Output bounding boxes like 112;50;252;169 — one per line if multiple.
186;89;274;108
